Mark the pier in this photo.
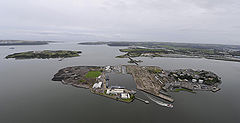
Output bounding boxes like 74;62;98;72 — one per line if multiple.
157;93;174;102
58;58;65;61
135;96;149;104
128;57;139;65
140;89;174;102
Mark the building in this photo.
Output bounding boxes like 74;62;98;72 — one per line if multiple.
105;66;111;71
106;89;124;95
92;82;102;89
198;79;204;84
121;93;130;99
109;86;125;89
192;79;197;83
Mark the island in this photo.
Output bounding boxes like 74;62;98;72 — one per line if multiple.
52;65;221;106
0;40;50;46
5;50;82;59
79;41;240;62
52;66;135;103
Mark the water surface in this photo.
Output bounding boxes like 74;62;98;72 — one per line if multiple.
0;43;239;123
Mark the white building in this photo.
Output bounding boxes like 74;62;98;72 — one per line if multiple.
198;79;204;84
106;89;124;95
92;82;102;89
121;93;130;99
105;66;111;71
192;79;197;82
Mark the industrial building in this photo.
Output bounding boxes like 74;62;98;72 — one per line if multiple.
121;93;130;99
105;66;111;71
106;89;124;95
92;82;103;89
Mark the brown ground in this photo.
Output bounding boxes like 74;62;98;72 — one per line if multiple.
52;66;103;88
125;65;174;102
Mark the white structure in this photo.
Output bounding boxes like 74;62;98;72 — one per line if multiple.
121;93;130;99
199;79;204;84
97;75;101;79
106;89;124;95
192;79;197;82
92;82;102;89
105;66;111;71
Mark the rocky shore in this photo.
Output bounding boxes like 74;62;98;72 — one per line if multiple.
52;66;103;88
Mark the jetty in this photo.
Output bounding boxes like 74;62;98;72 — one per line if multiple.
128;57;139;65
157;93;174;102
135;96;149;104
145;94;173;108
58;58;65;61
140;89;174;102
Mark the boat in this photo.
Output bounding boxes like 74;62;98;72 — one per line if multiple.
145;93;173;108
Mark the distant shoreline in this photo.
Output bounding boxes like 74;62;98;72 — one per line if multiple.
0;40;51;46
79;41;240;63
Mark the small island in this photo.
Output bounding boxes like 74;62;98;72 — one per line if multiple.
52;65;221;106
5;50;82;59
0;40;50;46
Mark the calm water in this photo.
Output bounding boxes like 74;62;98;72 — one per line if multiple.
0;43;240;123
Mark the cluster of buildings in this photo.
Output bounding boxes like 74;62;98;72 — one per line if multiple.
106;88;131;99
161;69;221;92
91;66;133;100
168;69;220;85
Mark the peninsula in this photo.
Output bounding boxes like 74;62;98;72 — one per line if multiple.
79;41;240;62
5;50;82;59
52;65;221;104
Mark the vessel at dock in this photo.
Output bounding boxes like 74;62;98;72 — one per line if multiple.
145;93;173;108
135;96;149;104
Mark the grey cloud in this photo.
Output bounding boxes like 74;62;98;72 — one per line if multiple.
0;0;240;44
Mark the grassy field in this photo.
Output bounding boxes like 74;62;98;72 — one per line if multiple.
85;71;101;78
78;79;86;83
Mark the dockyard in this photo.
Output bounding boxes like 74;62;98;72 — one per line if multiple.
52;64;221;106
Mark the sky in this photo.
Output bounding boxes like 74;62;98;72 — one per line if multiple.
0;0;240;44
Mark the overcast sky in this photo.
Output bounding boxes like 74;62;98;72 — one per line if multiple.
0;0;240;44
